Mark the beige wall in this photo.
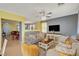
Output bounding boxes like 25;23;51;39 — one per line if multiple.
10;23;18;31
2;22;18;32
0;10;25;22
35;21;42;31
42;22;47;33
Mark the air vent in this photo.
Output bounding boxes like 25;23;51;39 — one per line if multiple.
57;3;64;6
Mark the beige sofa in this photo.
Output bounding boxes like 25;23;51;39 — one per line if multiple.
46;34;79;56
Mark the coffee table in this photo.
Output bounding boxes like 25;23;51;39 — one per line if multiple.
38;39;54;50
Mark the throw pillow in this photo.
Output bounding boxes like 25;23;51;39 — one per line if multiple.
64;36;73;49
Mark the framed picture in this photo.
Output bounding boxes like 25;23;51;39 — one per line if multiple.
25;23;35;30
25;24;30;30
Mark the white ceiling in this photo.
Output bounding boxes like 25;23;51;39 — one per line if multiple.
0;3;79;23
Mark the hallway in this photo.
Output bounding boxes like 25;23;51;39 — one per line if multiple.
5;38;22;56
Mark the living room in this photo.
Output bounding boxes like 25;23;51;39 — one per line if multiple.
24;13;79;56
0;3;79;56
22;3;79;56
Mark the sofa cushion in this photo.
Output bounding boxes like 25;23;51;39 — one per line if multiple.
46;48;59;56
58;35;68;43
64;37;73;46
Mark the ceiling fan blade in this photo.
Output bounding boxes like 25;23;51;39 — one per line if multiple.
47;12;52;15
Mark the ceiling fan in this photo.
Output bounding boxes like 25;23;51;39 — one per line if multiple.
38;10;52;18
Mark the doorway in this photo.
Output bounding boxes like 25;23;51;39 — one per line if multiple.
1;19;22;55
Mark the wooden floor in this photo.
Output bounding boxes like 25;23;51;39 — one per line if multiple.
5;38;22;56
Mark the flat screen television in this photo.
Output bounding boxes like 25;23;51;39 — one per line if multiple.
49;25;60;31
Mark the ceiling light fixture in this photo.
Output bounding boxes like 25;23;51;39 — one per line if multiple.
39;10;52;18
